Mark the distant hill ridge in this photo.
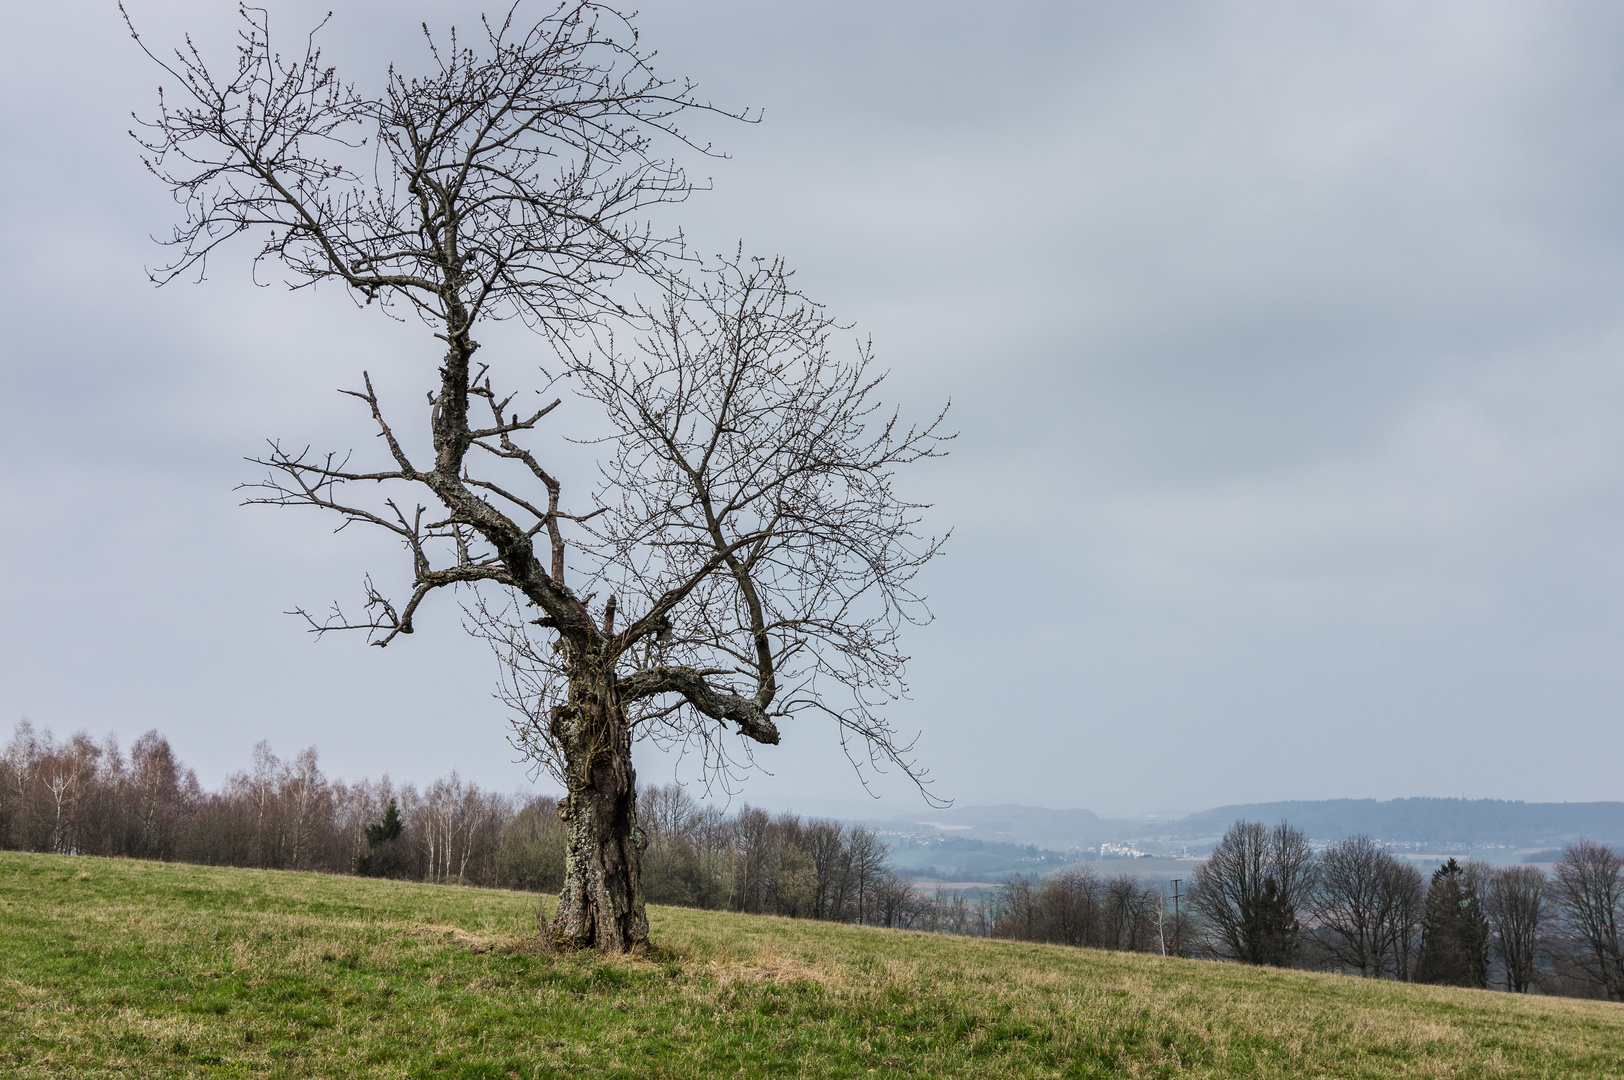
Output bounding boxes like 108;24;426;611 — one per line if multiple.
886;798;1624;853
1159;798;1624;847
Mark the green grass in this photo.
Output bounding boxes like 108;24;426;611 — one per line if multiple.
2;853;1620;1078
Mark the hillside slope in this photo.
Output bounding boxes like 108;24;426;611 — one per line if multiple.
2;853;1620;1078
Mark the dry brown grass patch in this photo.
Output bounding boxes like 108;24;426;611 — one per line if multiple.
700;947;847;990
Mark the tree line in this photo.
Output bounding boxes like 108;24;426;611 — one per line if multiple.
912;819;1624;1003
1;721;524;887
1174;819;1624;1000
0;722;933;926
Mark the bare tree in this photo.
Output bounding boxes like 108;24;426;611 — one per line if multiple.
1484;865;1545;994
1103;873;1159;952
847;826;891;927
38;734;103;856
1377;856;1425;981
1037;867;1102;948
1311;835;1424;979
801;818;852;921
1190;819;1316;967
1551;840;1624;1001
128;731;185;861
943;888;971;935
235;742;289;868
281;746;326;870
638;782;698;840
687;803;734;910
128;4;946;952
421;772;478;885
873;874;920;929
1310;835;1385;977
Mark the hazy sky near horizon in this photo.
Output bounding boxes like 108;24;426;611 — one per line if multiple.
5;1;1624;816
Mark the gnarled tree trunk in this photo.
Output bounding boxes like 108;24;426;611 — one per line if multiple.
547;656;648;951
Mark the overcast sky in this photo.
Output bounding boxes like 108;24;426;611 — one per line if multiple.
5;1;1624;816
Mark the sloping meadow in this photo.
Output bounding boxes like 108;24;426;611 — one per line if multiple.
2;852;1619;1078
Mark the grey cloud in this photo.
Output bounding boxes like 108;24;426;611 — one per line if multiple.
3;1;1623;813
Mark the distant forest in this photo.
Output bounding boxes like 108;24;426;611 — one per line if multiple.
0;721;928;927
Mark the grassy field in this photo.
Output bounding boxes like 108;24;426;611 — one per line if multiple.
2;853;1620;1078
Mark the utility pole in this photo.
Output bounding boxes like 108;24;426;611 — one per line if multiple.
1170;879;1182;957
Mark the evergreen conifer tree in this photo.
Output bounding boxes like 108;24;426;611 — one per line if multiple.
1416;858;1489;987
1241;876;1301;966
357;799;413;879
365;800;403;847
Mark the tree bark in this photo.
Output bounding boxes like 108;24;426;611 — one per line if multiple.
546;658;649;952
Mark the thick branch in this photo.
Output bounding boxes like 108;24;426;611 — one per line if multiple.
617;666;781;745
